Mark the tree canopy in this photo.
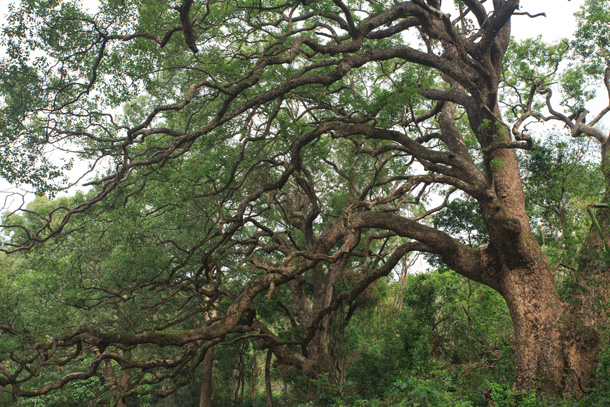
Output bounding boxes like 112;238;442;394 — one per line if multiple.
1;0;610;405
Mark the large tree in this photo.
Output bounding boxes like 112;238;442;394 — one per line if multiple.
0;0;607;399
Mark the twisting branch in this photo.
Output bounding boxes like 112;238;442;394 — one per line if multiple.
514;12;546;19
179;0;199;53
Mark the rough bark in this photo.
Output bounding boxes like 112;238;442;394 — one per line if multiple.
475;124;570;393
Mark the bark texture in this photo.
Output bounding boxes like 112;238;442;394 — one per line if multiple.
468;145;570;393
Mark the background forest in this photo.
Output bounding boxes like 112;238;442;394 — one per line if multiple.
1;0;610;406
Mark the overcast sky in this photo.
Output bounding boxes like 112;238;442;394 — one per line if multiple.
0;0;587;41
512;0;584;41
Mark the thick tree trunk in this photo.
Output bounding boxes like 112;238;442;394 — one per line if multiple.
273;261;346;392
306;328;341;385
475;144;578;393
101;360;131;407
469;126;610;395
499;263;566;392
199;347;214;407
481;227;569;393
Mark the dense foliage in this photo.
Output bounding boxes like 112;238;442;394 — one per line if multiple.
1;0;610;405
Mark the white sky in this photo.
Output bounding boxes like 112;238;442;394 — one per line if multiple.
0;0;587;41
512;0;584;41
